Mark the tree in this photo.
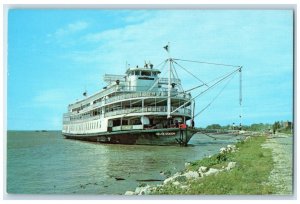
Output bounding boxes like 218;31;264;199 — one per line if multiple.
206;124;222;129
272;121;281;133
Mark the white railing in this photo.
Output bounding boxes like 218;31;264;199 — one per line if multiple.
63;105;191;124
104;91;191;105
103;74;126;83
158;77;181;85
68;85;118;110
105;106;191;117
63;115;101;124
64;89;192;122
67;86;192;115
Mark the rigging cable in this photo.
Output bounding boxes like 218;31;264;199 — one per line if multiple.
171;67;241;114
154;59;169;70
172;60;208;87
146;67;235;107
178;68;240;94
122;59;242;120
147;59;168;91
171;60;184;92
194;73;236;118
173;58;241;68
172;58;243;126
146;67;241;114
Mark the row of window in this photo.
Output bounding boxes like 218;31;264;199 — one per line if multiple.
72;103;91;112
70;108;102;121
64;120;102;132
128;70;158;77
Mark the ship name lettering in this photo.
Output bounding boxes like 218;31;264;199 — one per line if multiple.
156;132;176;136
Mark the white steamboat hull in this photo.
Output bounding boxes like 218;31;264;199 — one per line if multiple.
62;128;198;146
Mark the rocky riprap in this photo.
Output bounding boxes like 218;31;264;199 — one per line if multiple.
125;144;238;195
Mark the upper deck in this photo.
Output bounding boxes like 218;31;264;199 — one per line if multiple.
67;63;183;113
66;89;191;115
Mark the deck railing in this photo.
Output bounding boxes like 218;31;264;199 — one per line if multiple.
63;115;101;124
63;105;191;125
103;91;191;106
104;106;191;117
67;90;192;115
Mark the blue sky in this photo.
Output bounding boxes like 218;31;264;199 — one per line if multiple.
7;9;293;130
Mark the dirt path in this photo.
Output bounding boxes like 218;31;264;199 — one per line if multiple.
262;133;293;195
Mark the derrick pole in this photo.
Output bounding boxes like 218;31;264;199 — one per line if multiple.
167;58;172;119
239;66;242;130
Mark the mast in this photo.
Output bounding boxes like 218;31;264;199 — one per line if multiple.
164;42;172;119
192;99;195;120
239;66;242;130
167;58;171;118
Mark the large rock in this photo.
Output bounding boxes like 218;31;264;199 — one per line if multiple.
174;175;187;182
161;170;172;177
183;171;199;179
225;162;236;171
134;187;142;194
227;144;237;152
163;172;181;184
198;166;208;174
124;191;135;195
135;185;152;195
227;144;235;149
203;168;220;176
163;177;174;185
220;144;237;154
219;147;227;154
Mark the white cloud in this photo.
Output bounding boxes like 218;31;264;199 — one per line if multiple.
122;10;154;24
33;89;68;108
46;21;89;43
63;10;292;92
56;10;292;125
55;21;89;37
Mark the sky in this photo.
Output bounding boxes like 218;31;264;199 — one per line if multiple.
7;9;293;130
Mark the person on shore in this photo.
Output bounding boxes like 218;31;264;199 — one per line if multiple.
191;119;194;128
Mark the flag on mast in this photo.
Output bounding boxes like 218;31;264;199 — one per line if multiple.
163;43;169;52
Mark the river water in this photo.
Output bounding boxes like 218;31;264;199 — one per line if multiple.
7;131;241;195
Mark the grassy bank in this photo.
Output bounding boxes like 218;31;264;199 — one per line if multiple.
152;135;275;195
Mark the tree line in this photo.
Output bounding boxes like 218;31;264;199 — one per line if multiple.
205;121;293;133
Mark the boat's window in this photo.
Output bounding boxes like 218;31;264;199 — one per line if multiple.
153;72;157;76
141;71;151;76
134;71;140;75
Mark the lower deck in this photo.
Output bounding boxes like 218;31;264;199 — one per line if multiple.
63;127;198;146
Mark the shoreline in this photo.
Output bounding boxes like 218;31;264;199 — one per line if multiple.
125;132;293;195
124;133;248;195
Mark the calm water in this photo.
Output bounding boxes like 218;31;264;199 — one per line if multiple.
7;131;241;194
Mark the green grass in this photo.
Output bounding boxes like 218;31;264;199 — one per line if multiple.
152;136;275;195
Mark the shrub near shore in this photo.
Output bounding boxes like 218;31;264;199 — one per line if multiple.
152;135;274;195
